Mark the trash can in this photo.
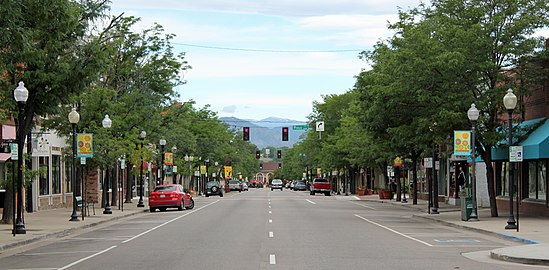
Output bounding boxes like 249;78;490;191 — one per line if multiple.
461;196;473;221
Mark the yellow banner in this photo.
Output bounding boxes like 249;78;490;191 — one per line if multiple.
394;156;403;167
164;152;174;165
200;165;207;175
224;166;233;179
454;130;471;156
77;133;93;158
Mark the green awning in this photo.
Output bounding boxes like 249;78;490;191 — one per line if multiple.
491;118;546;161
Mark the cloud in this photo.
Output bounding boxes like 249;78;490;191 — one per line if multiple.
222;105;238;113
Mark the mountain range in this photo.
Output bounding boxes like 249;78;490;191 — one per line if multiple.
220;117;308;149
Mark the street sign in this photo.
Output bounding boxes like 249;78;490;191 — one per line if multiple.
316;121;325;132
510;146;523;162
10;143;17;160
292;124;308;130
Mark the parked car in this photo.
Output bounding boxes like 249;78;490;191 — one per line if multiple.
149;184;194;212
228;179;243;192
206;181;224;197
293;181;307;191
241;181;249;191
271;179;283;191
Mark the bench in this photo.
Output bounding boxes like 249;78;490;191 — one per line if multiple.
75;196;95;216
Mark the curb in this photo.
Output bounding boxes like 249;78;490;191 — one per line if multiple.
490;244;549;266
0;209;148;252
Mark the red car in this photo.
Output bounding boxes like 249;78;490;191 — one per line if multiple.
149;184;194;212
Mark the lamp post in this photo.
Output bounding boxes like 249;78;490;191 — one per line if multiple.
172;146;177;184
68;108;80;221
185;155;193;189
14;82;28;232
102;115;112;214
159;139;166;185
137;130;146;207
467;104;479;221
503;89;517;230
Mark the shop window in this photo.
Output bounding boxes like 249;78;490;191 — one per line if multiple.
528;161;547;200
52;155;61;194
65;159;72;193
39;157;50;196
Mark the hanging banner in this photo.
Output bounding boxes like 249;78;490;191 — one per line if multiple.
200;165;207;175
393;157;403;167
164;152;174;165
77;133;93;158
224;166;233;179
454;130;471;156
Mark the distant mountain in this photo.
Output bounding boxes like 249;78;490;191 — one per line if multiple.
220;117;308;149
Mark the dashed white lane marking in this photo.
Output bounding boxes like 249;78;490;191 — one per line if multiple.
306;199;316;205
354;214;433;247
270;254;276;265
269;231;274;238
269;210;272;214
349;201;376;210
269;205;272;208
269;219;272;223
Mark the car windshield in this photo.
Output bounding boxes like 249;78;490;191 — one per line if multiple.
229;180;239;184
153;186;176;192
272;180;282;184
206;181;219;188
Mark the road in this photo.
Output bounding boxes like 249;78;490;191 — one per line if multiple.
0;188;542;270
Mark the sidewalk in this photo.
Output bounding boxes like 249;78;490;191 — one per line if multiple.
0;199;149;252
358;194;549;266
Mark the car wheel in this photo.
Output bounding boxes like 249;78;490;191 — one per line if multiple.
325;192;330;196
220;192;224;197
149;207;156;212
178;199;184;211
271;188;273;191
239;189;242;192
206;194;210;197
185;199;195;209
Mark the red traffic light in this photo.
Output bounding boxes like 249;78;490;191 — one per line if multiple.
282;127;289;141
243;127;250;141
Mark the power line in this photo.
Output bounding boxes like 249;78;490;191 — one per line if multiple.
174;42;363;53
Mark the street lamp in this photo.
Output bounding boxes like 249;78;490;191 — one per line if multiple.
137;130;146;207
159;139;166;185
503;89;517;230
102;115;112;214
172;146;177;184
68;107;80;221
185;155;193;189
14;82;28;232
467;104;480;221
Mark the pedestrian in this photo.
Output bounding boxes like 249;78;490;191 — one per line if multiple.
390;178;397;193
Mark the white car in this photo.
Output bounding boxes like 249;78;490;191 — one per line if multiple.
271;179;283;191
241;182;249;191
228;179;243;192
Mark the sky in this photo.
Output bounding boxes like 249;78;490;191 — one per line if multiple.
108;1;548;122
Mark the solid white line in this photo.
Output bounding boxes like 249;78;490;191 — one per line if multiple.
269;231;274;238
353;196;360;200
349;201;376;210
122;200;220;244
270;254;276;264
306;199;316;205
58;246;117;270
269;219;272;223
354;214;433;247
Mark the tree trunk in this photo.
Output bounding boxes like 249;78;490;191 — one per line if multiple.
1;187;14;224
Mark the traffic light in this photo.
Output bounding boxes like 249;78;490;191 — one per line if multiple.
282;127;289;141
259;163;263;170
278;163;282;169
243;127;250;141
277;150;282;159
255;150;260;159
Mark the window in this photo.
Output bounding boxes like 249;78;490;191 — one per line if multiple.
528;161;547;200
64;159;72;193
52;155;61;194
39;157;50;196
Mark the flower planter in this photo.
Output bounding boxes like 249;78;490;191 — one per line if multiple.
357;188;366;196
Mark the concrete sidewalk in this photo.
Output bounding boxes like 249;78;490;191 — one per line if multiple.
358;194;549;266
0;198;149;252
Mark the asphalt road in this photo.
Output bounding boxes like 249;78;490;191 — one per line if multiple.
0;188;543;270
